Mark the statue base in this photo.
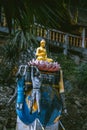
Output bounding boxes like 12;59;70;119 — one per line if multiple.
28;59;60;72
16;116;59;130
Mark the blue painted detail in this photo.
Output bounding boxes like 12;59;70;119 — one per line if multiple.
16;100;37;124
16;78;62;126
16;77;25;103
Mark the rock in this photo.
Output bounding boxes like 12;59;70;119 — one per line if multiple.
74;56;80;65
0;124;3;130
82;122;87;130
75;100;82;108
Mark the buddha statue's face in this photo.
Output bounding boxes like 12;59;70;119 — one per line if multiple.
40;40;46;48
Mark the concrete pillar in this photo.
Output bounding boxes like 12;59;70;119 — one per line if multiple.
0;6;1;24
46;29;50;54
82;27;85;48
63;34;69;55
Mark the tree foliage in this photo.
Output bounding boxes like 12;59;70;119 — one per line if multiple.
75;62;87;92
55;54;77;81
0;0;77;32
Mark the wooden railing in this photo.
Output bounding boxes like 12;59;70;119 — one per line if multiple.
68;35;82;47
0;13;87;48
30;23;87;48
0;7;87;48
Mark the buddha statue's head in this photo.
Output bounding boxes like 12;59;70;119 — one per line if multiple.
40;39;46;47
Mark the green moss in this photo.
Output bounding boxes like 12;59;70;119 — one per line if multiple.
56;54;77;81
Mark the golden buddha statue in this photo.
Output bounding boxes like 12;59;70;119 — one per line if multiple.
36;39;53;62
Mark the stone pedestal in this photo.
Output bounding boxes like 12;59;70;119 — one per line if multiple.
16;116;59;130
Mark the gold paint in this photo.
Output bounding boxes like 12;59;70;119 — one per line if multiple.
25;82;32;85
36;39;53;62
32;101;38;111
59;70;64;93
54;116;60;123
26;92;38;112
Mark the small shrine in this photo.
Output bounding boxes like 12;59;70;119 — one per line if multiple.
16;39;66;130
